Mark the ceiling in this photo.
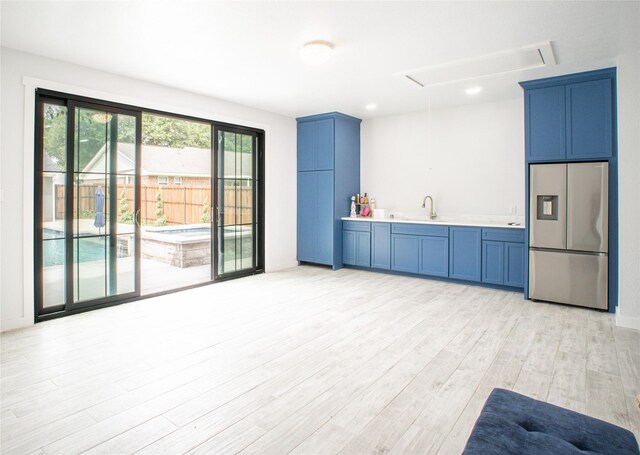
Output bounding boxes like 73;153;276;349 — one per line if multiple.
2;1;639;119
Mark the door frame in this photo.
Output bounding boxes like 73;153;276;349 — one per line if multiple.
212;124;265;282
34;89;265;322
34;93;143;317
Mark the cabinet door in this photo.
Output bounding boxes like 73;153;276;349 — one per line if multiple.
356;232;371;267
297;172;317;262
316;118;335;170
342;230;356;265
526;86;566;161
566;79;613;159
504;242;525;288
482;241;504;285
297;121;316;171
371;222;391;269
419;236;449;277
449;227;482;282
315;170;334;265
391;234;419;274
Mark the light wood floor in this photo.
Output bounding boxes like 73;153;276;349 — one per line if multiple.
1;266;639;454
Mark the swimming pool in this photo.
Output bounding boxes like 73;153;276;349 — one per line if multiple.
43;229;111;267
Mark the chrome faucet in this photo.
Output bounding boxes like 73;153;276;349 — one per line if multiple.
421;195;437;219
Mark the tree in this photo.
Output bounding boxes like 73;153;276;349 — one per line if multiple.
201;196;210;223
154;191;167;226
118;187;133;223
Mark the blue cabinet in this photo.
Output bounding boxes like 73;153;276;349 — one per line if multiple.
297;118;334;171
449;227;482;282
371;222;391;269
419;236;448;277
482;241;504;285
526;86;565;161
481;229;525;288
343;221;370;267
391;234;419;274
520;68;616;162
297;113;361;268
504;242;525;287
566;79;613;159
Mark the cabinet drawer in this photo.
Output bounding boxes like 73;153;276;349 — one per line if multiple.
391;223;448;237
482;228;524;243
343;220;371;232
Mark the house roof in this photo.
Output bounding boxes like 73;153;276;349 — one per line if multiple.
43;150;65;172
82;142;252;178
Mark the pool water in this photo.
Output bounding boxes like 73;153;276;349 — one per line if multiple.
43;229;108;267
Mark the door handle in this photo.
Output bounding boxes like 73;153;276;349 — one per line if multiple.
134;209;141;226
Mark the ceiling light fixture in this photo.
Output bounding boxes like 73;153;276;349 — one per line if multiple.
300;40;334;66
465;86;482;95
365;103;377;110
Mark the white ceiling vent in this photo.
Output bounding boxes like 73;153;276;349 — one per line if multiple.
399;42;556;88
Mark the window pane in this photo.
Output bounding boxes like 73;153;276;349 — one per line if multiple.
75;236;107;302
42;238;65;308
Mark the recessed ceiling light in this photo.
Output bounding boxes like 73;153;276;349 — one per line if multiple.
300;40;333;66
465;86;482;95
365;103;377;110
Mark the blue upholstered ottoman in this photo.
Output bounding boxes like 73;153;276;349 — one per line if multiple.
463;388;640;455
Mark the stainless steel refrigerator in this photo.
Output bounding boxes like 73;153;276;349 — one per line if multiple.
529;162;608;310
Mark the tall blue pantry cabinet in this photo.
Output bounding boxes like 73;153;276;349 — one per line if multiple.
297;112;361;269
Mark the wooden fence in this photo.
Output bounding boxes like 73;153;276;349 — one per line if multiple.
55;184;253;226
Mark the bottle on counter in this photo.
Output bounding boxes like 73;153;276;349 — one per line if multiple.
363;193;368;204
350;196;357;218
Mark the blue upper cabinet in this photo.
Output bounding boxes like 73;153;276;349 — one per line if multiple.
449;227;482;282
520;68;616;162
297;113;361;269
566;78;613;159
297;117;335;171
526;86;565;161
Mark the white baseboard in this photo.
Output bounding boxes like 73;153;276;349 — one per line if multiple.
265;260;299;273
1;316;33;333
616;312;640;331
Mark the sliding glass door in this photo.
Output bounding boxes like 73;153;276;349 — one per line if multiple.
35;90;264;321
213;127;261;280
35;97;141;316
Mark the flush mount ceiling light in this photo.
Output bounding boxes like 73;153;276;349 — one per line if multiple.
300;40;334;66
365;103;377;110
465;86;482;95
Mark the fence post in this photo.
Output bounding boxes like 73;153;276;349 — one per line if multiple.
183;186;187;224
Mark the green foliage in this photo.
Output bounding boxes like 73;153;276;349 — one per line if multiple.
201;196;210;223
154;191;167;226
118;187;133;223
42;107;211;173
80;210;95;219
142;114;211;149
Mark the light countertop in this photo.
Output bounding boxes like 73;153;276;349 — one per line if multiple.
341;216;525;229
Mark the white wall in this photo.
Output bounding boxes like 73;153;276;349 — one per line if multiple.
0;47;298;332
361;98;524;218
616;50;640;330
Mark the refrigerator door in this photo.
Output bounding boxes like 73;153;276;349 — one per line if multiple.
567;162;608;253
529;249;608;310
529;163;567;249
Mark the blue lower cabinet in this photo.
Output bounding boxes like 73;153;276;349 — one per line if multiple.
504;242;525;287
315;170;334;265
343;230;357;265
343;228;370;267
391;234;419;274
371;222;391;269
419;236;448;277
297;172;317;262
449;227;482;282
482;241;504;285
355;232;371;267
